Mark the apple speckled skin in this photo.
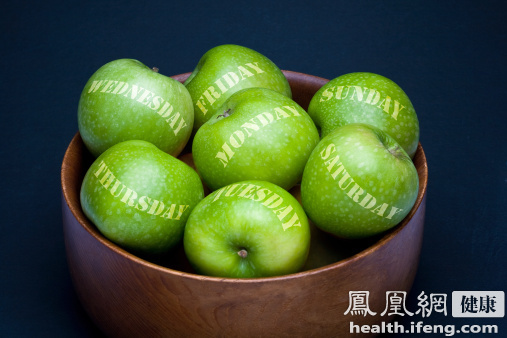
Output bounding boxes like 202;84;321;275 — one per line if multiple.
301;123;419;239
80;140;204;254
78;59;194;157
184;44;292;132
192;87;320;191
308;72;419;158
183;180;311;278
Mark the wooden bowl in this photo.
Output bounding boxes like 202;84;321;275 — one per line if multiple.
62;71;428;337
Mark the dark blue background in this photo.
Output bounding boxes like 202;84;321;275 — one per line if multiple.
1;1;506;336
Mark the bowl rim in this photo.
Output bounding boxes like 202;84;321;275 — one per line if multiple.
62;70;428;284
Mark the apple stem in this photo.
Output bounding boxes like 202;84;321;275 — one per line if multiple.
217;109;231;119
237;249;248;259
152;67;159;73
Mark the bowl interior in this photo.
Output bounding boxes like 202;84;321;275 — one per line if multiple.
61;70;428;278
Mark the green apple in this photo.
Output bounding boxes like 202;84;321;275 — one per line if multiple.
78;59;194;157
184;44;292;131
183;180;311;278
300;123;419;239
192;87;320;191
308;72;419;158
80;140;204;254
